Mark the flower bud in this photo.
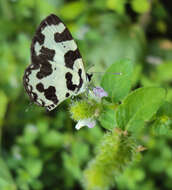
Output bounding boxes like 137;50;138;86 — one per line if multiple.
69;100;101;121
83;128;139;190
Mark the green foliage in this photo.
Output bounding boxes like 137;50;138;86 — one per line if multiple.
131;0;150;13
0;0;172;190
98;104;117;130
157;101;172;117
151;116;171;136
152;61;172;82
60;2;86;20
101;60;133;102
116;87;166;132
106;0;127;14
0;91;8;127
83;129;138;190
150;101;172;135
0;158;16;190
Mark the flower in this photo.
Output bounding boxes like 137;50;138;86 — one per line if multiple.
93;87;108;98
75;118;96;130
70;87;106;130
70;100;99;121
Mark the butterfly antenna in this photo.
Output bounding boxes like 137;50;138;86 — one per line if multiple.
91;72;122;75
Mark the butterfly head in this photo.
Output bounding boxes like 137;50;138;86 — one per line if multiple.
77;73;92;94
86;73;93;82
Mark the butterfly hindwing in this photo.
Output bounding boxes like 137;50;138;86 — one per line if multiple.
23;14;87;111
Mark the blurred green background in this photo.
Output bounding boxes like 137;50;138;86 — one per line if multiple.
0;0;172;189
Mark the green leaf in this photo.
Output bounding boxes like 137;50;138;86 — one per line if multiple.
106;0;127;14
151;101;172;135
116;87;166;131
62;152;81;179
0;91;8;127
152;61;172;82
41;130;63;147
101;59;133;102
151;118;172;136
92;0;106;10
22;124;38;144
0;158;16;190
131;64;142;87
156;101;172;118
131;0;150;13
98;105;116;131
72;142;90;164
36;0;56;17
60;2;85;20
88;25;146;87
24;159;43;178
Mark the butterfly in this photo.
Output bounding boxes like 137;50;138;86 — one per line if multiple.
23;14;92;111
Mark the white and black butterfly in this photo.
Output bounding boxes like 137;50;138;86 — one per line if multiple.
23;14;92;111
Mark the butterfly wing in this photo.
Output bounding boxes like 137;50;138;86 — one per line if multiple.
23;14;87;111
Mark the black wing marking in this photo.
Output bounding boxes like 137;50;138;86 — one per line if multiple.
23;14;85;111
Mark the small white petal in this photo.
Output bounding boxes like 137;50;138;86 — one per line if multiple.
75;118;96;130
87;119;96;128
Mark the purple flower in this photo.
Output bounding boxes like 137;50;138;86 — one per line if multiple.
75;118;96;130
93;87;108;98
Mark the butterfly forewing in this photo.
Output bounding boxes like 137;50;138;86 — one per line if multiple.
23;14;87;111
